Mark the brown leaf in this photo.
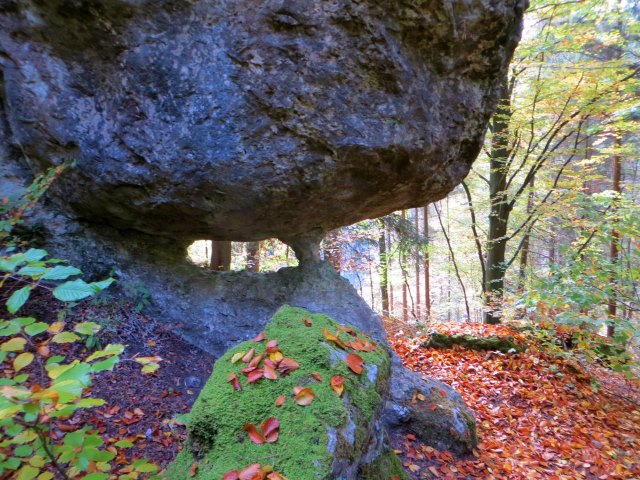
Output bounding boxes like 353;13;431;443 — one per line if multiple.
311;372;322;382
303;318;313;327
293;387;315;406
260;417;280;443
267;473;288;480
243;424;266;444
264;363;278;380
247;369;264;383
275;395;286;407
189;463;198;477
277;358;299;376
239;464;264;480
226;372;242;392
265;340;279;353
252;332;265;342
345;353;364;374
222;471;240;480
241;348;256;363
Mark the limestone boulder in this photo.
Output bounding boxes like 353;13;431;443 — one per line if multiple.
0;0;526;243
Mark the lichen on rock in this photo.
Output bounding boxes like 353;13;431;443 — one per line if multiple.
166;306;405;479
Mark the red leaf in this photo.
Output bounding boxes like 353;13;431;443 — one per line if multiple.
252;332;265;342
247;354;264;369
275;395;286;407
277;358;299;376
189;463;198;477
311;372;322;382
264;363;278;380
293;387;315;406
261;417;280;443
222;471;240;480
243;424;266;444
303;318;313;327
265;340;279;353
267;473;288;480
346;353;364;374
238;464;263;480
247;369;264;383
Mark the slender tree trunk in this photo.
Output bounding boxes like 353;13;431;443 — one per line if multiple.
517;175;535;291
484;79;513;324
245;242;261;272
414;208;421;319
377;219;390;317
423;205;431;318
607;137;622;338
211;241;232;271
387;226;394;316
401;210;408;322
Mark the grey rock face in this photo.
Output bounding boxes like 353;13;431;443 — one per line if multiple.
0;0;525;243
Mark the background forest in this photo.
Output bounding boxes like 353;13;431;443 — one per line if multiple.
191;0;640;357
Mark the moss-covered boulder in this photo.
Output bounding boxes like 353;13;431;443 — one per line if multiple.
165;306;407;480
423;332;524;353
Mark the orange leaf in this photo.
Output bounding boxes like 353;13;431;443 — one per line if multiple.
247;354;264;369
226;373;242;392
275;395;286;407
346;353;364;374
243;424;266;444
330;375;345;396
260;417;280;443
252;332;265;342
311;372;322;382
277;358;299;376
264;363;278;380
293;387;315;406
241;348;256;363
265;340;279;353
267;473;288;480
303;318;313;327
323;328;346;349
190;463;198;477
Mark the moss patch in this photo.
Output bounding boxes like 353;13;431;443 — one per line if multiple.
360;449;409;480
165;306;390;479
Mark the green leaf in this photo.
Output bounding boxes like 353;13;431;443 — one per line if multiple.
74;322;101;336
1;337;26;352
22;249;47;262
0;322;21;337
51;332;81;344
42;379;83;403
52;279;94;302
24;323;48;336
14;445;32;457
15;266;48;277
76;398;106;409
0;404;21;420
13;318;35;327
82;474;109;480
7;286;32;314
88;278;115;293
91;355;119;373
13;352;34;372
132;459;158;473
15;465;39;480
141;363;159;374
41;265;82;280
53;362;91;385
86;344;125;362
37;472;54;480
114;440;134;448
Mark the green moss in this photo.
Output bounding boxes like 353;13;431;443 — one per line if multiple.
165;306;390;479
360;449;409;480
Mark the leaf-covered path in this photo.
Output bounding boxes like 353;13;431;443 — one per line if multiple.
386;320;640;479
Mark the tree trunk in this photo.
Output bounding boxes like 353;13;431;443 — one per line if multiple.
517;175;535;291
414;208;421;320
607;137;622;338
377;219;390;317
323;230;342;272
400;210;408;322
423;205;431;318
245;241;261;272
211;241;232;271
484;79;512;324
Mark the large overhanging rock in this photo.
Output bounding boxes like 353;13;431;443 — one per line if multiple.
0;0;525;244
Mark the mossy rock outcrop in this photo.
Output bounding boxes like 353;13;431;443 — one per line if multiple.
166;306;407;480
423;332;523;353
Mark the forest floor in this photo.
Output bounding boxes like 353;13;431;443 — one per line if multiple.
3;290;639;479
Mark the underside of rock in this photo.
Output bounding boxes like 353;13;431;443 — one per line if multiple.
1;0;525;243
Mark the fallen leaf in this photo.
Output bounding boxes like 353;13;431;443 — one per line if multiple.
190;463;198;477
303;318;312;327
311;372;322;382
265;340;278;353
277;358;299;376
275;395;286;407
247;369;264;383
267;473;288;480
331;375;345;396
239;463;263;480
241;348;256;363
264;363;278;380
345;353;364;374
323;328;346;349
243;424;266;444
226;373;242;392
260;417;280;442
222;471;240;480
231;351;245;364
293;387;315;406
252;332;265;342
